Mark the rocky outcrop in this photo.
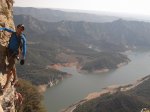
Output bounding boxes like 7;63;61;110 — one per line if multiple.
0;0;15;111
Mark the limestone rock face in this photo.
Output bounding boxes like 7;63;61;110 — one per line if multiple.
0;0;15;71
0;0;16;111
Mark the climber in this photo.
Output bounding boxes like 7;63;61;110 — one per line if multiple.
0;24;27;92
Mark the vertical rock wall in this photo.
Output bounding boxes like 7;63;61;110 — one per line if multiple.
0;0;15;111
0;0;15;70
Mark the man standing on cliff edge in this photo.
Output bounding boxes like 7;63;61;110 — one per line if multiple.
0;24;27;92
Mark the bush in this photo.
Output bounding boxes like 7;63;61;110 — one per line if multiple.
15;79;46;112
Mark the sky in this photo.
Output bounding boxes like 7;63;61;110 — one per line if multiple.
14;0;150;16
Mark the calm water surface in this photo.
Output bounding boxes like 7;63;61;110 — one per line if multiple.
44;51;150;112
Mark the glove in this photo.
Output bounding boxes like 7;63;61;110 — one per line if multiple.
20;59;25;65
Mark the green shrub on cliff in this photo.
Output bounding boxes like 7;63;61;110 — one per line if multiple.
16;79;46;112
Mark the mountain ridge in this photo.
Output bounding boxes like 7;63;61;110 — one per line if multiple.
14;14;150;52
13;7;118;23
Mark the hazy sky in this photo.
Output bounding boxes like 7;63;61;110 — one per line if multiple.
14;0;150;16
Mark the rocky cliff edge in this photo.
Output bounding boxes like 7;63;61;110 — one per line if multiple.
0;0;16;111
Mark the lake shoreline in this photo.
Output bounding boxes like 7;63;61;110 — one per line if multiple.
44;51;150;112
38;72;72;93
48;61;129;74
61;75;150;112
40;61;129;93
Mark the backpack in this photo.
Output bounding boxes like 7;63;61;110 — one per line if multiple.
8;32;25;57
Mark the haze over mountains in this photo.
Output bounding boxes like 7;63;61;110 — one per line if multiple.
13;7;118;23
14;7;150;23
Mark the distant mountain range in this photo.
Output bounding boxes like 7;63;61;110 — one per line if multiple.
14;14;150;52
13;7;118;23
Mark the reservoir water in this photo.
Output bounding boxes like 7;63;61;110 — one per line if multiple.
44;51;150;112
